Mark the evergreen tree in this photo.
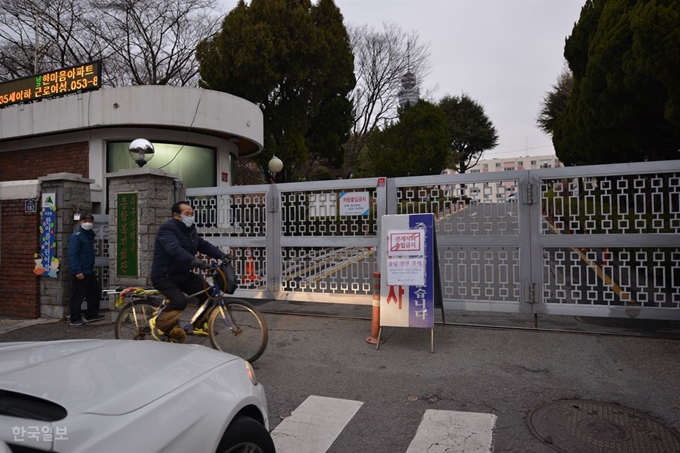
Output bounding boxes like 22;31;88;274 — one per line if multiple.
196;0;355;182
554;0;680;165
439;94;498;173
367;100;450;177
537;66;573;136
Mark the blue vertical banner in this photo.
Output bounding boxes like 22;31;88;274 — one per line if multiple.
380;213;435;328
38;193;58;278
408;214;435;328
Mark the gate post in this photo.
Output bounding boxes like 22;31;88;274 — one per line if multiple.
106;168;178;297
265;183;282;299
38;173;94;319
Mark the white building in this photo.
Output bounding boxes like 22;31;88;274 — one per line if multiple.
442;154;563;202
446;154;562;175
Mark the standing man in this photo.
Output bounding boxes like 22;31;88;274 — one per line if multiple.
67;213;105;326
151;201;229;335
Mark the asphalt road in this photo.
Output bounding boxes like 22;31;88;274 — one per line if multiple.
1;302;679;452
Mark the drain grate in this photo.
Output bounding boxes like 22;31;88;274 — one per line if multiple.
527;400;680;452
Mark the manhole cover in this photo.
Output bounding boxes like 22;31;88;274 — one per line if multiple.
527;400;680;453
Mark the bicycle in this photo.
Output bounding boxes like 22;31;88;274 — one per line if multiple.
111;258;268;363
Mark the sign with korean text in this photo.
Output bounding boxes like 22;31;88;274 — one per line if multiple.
0;61;101;108
339;191;370;216
37;193;58;278
116;193;138;277
380;214;435;328
386;229;425;286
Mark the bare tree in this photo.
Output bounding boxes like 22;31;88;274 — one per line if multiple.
0;0;221;86
92;0;221;86
341;22;432;178
0;0;101;79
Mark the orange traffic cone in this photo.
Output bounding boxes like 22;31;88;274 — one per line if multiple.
243;247;261;284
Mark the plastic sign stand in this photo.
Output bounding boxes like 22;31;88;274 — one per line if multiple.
378;213;439;352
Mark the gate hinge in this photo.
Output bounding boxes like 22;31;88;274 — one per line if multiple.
528;283;536;304
523;183;536;205
268;275;278;291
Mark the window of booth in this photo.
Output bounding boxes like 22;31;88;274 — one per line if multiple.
107;141;216;188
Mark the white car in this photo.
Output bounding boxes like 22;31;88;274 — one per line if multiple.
0;340;274;453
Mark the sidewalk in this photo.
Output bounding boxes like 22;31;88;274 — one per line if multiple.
2;300;678;340
0;316;62;335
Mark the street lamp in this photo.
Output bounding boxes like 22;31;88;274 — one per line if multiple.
129;138;155;168
268;155;283;183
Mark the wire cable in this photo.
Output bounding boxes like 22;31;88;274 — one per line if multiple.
158;89;203;169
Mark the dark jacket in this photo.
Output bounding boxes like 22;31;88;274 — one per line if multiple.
151;219;224;282
68;227;96;276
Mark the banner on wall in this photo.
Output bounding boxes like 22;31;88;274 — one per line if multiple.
117;192;139;277
34;193;59;278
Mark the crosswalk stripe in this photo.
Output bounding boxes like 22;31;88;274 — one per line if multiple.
406;409;497;453
272;395;364;453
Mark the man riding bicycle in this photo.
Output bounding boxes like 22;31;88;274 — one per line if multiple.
151;201;229;335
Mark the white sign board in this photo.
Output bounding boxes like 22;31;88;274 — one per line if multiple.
386;257;425;286
380;214;435;328
386;229;425;286
339;191;369;216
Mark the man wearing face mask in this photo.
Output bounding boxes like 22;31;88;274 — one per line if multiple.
150;201;230;335
67;213;105;326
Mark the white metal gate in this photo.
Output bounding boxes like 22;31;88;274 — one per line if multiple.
180;160;680;320
533;161;680;320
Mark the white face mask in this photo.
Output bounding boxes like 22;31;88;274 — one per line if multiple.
181;215;194;228
81;222;94;231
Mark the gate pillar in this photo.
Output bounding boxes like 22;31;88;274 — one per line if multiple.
38;173;94;319
106;168;179;293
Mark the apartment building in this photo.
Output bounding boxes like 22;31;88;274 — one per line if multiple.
442;154;563;202
467;154;562;174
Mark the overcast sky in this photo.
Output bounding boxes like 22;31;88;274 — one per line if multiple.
220;0;586;160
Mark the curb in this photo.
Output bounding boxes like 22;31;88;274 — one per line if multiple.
0;318;63;336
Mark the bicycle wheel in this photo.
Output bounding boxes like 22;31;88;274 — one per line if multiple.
208;299;268;363
114;299;160;340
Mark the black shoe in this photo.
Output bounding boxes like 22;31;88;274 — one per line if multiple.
84;314;105;323
70;319;85;326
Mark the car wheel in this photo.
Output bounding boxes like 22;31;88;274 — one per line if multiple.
217;415;275;453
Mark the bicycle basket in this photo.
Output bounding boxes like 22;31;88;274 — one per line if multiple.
216;262;239;294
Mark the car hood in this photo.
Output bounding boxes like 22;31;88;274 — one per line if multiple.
0;340;240;416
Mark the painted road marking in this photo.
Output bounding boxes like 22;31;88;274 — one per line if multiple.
406;409;497;453
272;395;363;453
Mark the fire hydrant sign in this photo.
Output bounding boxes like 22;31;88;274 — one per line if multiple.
380;214;435;328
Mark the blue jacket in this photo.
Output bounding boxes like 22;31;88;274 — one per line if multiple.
151;219;224;282
68;227;96;275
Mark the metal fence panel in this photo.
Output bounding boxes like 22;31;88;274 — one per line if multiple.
534;161;680;320
388;171;531;313
187;178;386;303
